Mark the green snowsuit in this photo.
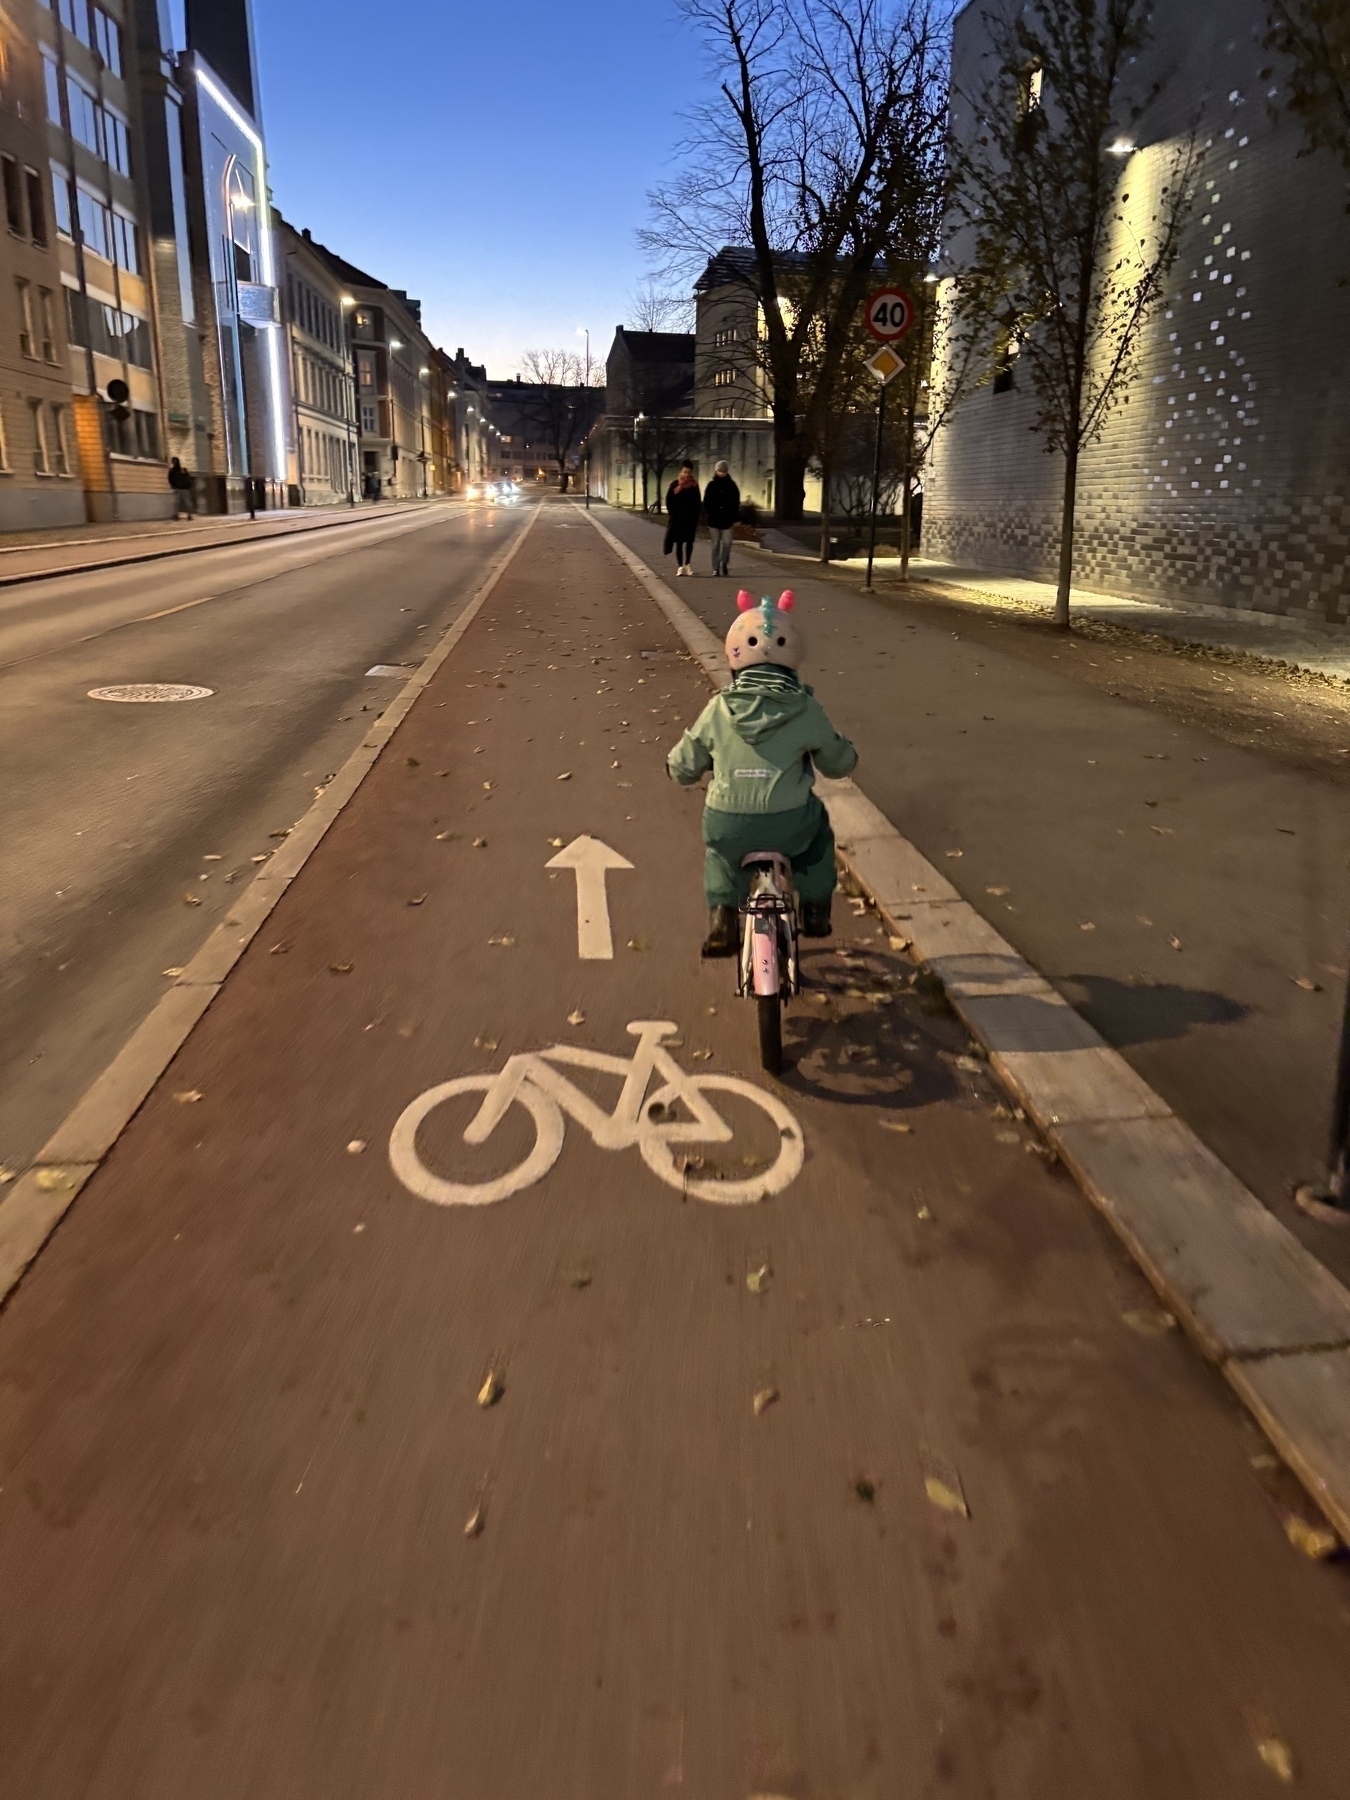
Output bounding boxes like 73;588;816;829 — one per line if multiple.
666;663;859;906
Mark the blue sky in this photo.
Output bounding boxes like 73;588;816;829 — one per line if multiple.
250;0;708;378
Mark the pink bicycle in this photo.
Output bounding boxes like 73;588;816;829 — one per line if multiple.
737;850;801;1075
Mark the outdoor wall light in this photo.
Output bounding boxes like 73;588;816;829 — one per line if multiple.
1107;137;1136;156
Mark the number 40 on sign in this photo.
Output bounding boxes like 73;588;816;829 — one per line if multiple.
864;288;915;342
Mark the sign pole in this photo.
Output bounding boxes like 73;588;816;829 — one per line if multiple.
863;383;886;595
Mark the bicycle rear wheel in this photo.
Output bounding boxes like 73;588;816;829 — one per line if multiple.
757;993;783;1075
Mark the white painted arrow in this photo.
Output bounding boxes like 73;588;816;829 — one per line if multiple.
546;835;633;959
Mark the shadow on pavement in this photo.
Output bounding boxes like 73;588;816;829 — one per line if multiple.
1060;973;1249;1046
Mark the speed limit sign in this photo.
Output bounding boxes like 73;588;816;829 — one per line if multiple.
864;288;915;342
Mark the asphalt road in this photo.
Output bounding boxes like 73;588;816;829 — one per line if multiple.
599;507;1350;1286
0;499;526;1174
1;504;1348;1797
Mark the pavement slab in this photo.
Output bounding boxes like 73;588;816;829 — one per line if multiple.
3;503;1350;1797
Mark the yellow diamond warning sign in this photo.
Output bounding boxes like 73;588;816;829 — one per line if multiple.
865;345;906;384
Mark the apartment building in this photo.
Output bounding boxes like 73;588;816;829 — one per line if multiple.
0;0;80;526
277;217;356;505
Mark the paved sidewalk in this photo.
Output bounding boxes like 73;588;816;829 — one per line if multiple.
751;528;1350;681
0;497;447;585
3;501;1348;1796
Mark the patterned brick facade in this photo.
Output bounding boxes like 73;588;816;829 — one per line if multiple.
924;0;1350;622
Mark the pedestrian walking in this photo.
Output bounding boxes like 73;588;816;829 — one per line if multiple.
703;459;740;577
664;463;702;576
167;457;195;519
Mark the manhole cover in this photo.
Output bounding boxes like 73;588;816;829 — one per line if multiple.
88;682;214;703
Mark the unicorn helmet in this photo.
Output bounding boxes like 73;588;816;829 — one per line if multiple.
724;590;802;671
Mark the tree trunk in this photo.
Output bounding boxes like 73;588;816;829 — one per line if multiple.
1055;442;1079;629
818;457;831;562
773;407;807;522
899;469;914;582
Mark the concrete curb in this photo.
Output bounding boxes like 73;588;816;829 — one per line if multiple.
0;499;452;590
0;505;541;1308
583;507;1350;1547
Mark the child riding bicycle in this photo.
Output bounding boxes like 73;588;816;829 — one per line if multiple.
667;589;858;957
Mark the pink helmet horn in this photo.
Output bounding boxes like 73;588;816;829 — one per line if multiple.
735;589;756;612
777;589;796;611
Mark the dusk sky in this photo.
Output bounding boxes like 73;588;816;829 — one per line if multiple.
250;0;709;379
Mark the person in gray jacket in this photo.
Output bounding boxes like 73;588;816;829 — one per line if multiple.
667;588;857;956
702;461;740;577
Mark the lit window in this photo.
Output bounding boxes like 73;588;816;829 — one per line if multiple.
1018;64;1043;115
29;398;49;473
712;368;736;387
50;403;70;474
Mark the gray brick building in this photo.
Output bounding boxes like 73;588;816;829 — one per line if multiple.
924;0;1350;623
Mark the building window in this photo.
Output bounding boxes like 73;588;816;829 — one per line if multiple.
50;403;70;474
712;368;736;388
1017;63;1043;117
0;397;9;471
111;209;138;272
134;410;159;460
51;164;72;237
64;288;153;367
361;402;377;434
75;184;110;259
59;0;92;47
16;279;34;357
66;76;100;154
992;335;1018;394
102;108;130;176
26;170;47;247
713;405;735;419
30;398;49;473
2;156;23;235
713;327;738;347
38;287;56;361
42;51;61;125
93;7;122;74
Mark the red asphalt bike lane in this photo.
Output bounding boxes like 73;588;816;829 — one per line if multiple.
0;502;1348;1798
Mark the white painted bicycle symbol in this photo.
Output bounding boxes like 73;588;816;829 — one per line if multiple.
389;1019;805;1206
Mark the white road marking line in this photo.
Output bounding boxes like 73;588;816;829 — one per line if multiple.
135;595;214;623
545;834;632;959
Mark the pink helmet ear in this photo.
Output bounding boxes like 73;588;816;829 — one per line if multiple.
777;590;796;612
736;589;755;612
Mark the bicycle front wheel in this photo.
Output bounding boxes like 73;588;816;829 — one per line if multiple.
757;994;783;1076
389;1074;563;1206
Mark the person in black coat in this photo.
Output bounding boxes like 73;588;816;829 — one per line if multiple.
702;460;740;576
664;464;702;576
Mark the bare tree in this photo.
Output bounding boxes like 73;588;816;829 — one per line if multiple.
520;349;606;490
629;282;696;332
1264;2;1350;195
645;0;955;522
955;0;1198;625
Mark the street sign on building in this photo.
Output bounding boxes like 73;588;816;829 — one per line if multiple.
864;345;906;384
864;288;915;342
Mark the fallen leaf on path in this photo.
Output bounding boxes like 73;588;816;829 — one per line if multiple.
35;1168;76;1192
571;1271;592;1289
746;1265;771;1295
1144;799;1158;808
1121;1308;1177;1338
251;853;269;863
691;1048;713;1061
1168;935;1183;951
1137;916;1153;926
888;934;910;950
269;829;291;840
173;1089;203;1105
487;935;515;947
921;1450;970;1518
472;837;488;848
567;1009;586;1026
995;1129;1020;1145
182;893;202;907
1293;977;1323;992
556;771;572;781
626;938;650;951
549;837;564;847
916;1204;933;1220
985;885;1009;898
1283;1512;1339;1561
955;1055;983;1072
162;966;184;978
753;1387;779;1416
329;962;354;974
0;1167;15;1185
405;757;420;768
463;1503;485;1539
473;1035;499;1051
407;894;428;907
945;849;963;859
611;760;620;768
1256;1738;1295;1783
482;781;493;791
854;1478;876;1504
477;1371;503;1408
269;941;290;955
879;1119;913;1134
1078;921;1095;932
